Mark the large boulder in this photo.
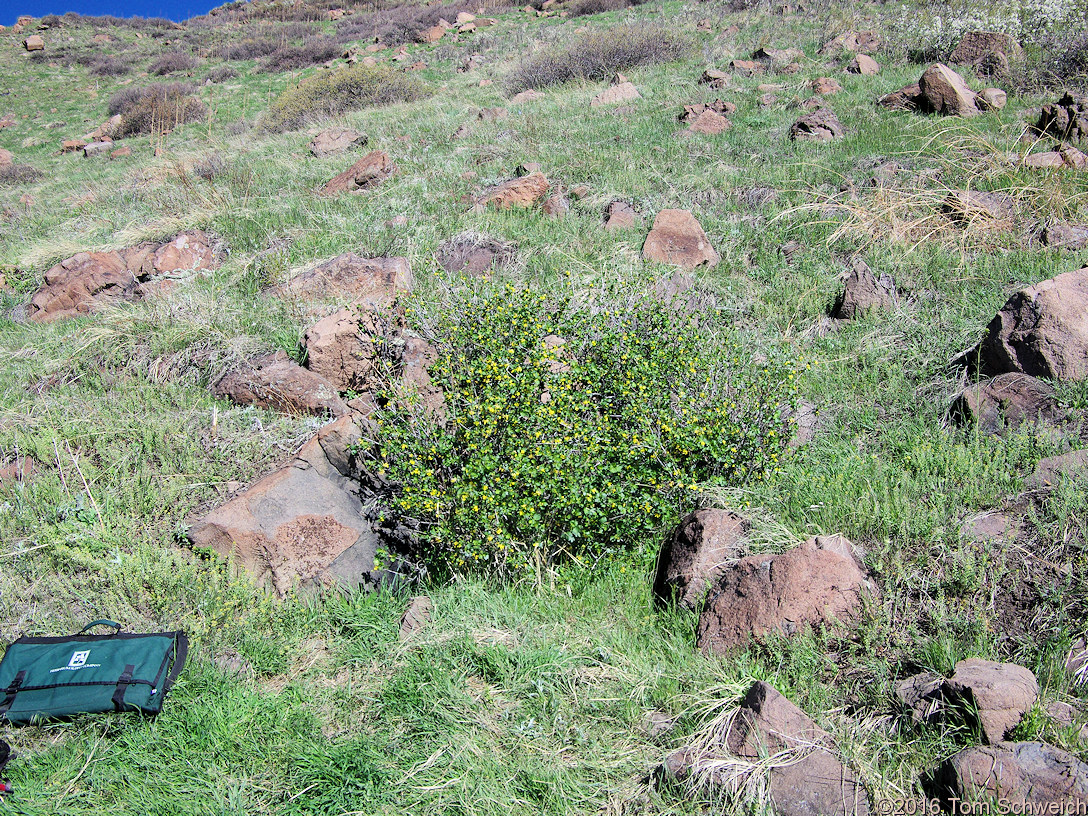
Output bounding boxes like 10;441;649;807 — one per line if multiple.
949;31;1023;74
23;35;44;51
943;659;1039;744
270;254;412;307
653;509;749;609
932;742;1088;806
831;258;896;319
212;350;349;417
321;150;395;194
976;266;1088;381
919;64;979;116
696;535;876;653
474;171;550;210
950;373;1062;436
664;681;870;816
187;415;381;596
642;209;719;270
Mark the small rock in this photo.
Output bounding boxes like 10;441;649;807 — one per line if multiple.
951;374;1061;436
1041;223;1088;249
878;83;924;111
831;257;896;319
212;350;349;418
309;127;367;157
270;254;412;307
943;659;1039;744
896;671;944;724
932;742;1088;806
110;146;131;160
510;89;543;104
919;63;979;117
1024;450;1088;490
590;81;640;107
474;171;549;210
685;109;731;134
436;232;518;275
542;192;569;218
399;596;434;640
789;108;843;141
641;209;719;270
699;68;729;89
653;508;749;609
321;150;395;194
23;35;44;51
942;190;1016;223
811;77;843;95
846;54;880;75
603;200;637;230
975;266;1088;381
696;535;877;652
977;87;1007;111
665;681;871;816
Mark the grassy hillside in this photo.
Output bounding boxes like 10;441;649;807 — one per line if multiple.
0;0;1087;812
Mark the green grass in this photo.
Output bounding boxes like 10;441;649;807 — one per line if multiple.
0;0;1087;812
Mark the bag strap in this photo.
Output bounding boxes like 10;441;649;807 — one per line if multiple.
0;671;26;720
79;620;121;635
112;665;135;712
160;633;189;695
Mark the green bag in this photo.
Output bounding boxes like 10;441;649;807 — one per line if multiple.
0;620;188;725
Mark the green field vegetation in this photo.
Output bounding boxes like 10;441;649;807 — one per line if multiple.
0;0;1087;812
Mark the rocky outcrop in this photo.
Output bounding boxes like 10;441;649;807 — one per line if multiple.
642;209;719;269
976;266;1088;381
187;415;381;596
25;232;219;323
695;535;876;653
212;350;349;417
653;509;749;609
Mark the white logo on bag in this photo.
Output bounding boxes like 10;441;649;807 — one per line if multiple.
49;649;102;673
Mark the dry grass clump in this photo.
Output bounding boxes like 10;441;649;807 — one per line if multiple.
258;37;341;72
107;83;208;137
88;56;130;76
261;63;428;132
505;25;689;93
568;0;646;19
204;65;239;83
150;51;198;75
0;165;44;186
216;38;279;61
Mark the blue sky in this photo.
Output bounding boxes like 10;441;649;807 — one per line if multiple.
2;0;222;25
